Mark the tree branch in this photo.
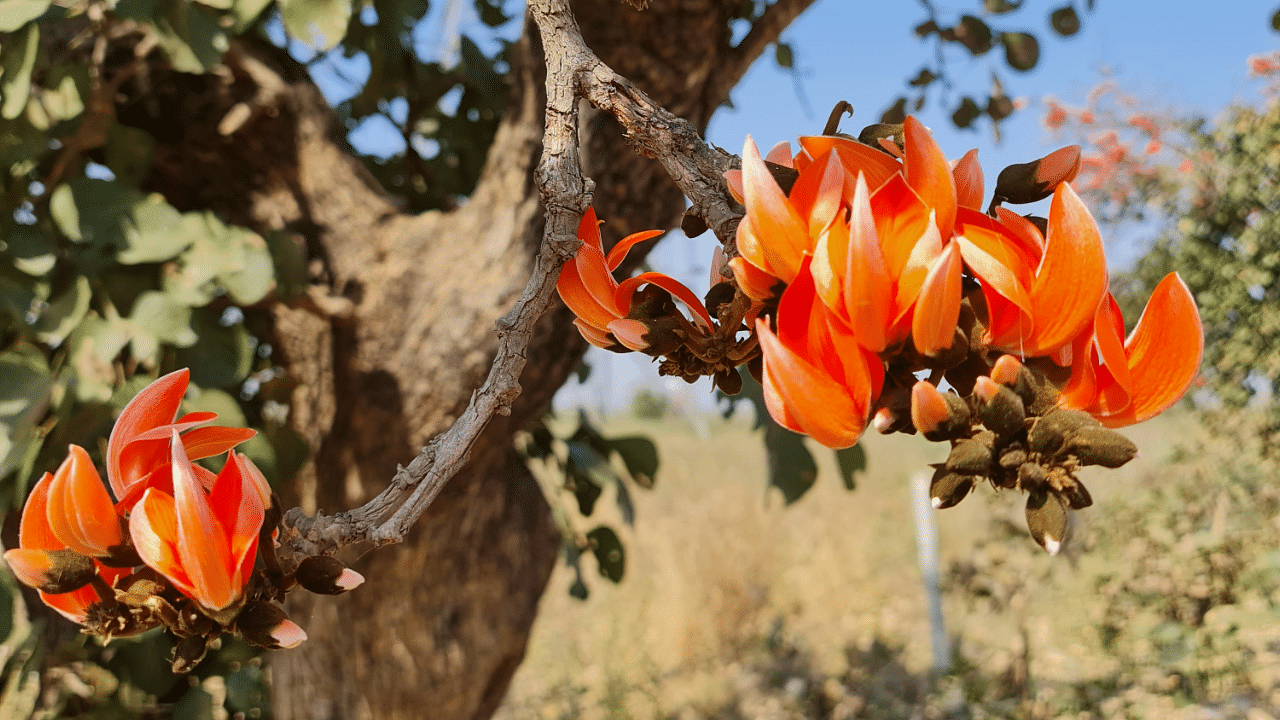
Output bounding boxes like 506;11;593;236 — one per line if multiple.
277;0;763;561
716;0;820;94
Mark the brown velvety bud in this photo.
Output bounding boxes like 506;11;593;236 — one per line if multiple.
234;600;308;649
681;210;708;238
858;123;904;153
992;146;1082;207
1064;426;1138;468
1017;461;1048;488
714;367;743;396
911;381;971;442
1056;478;1093;510
1028;408;1099;457
945;439;993;476
999;447;1028;470
1025;488;1069;555
170;634;210;674
4;547;97;594
296;556;366;595
872;385;912;435
975;377;1026;439
929;466;974;509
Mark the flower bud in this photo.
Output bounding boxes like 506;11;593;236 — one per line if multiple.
929;466;974;509
872;386;912;435
234;600;308;649
1025;488;1068;555
911;381;970;442
945;438;992;476
1027;408;1098;457
975;377;1026;440
4;548;98;594
296;556;365;595
170;634;210;674
992;146;1082;206
1064;426;1138;468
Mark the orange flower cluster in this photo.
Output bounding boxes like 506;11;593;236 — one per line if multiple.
3;370;363;670
556;114;1204;550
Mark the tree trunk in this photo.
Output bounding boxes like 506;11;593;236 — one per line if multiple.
117;1;792;717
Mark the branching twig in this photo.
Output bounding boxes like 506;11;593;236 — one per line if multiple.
716;0;819;94
278;0;795;562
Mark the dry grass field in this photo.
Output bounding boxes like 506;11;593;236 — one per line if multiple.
493;408;1275;720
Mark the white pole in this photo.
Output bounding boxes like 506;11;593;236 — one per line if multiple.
911;471;951;673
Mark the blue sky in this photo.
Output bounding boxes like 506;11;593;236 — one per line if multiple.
296;0;1280;412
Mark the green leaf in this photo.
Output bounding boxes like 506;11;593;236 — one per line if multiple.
765;423;817;505
983;0;1022;13
33;274;90;345
65;315;131;401
607;435;658;489
219;229;275;304
121;192;191;264
834;443;866;491
565;440;614;516
1001;31;1040;71
1273;7;1280;32
279;0;353;50
953;15;994;55
4;224;55;276
182;387;247;428
265;229;308;301
172;684;218;720
1050;5;1080;36
231;0;272;29
881;96;908;124
175;308;254;389
38;73;85;123
104;123;156;187
952;96;983;129
149;0;230;73
0;347;50;486
0;0;51;31
0;24;38;120
586;526;624;583
128;290;198;361
775;42;794;69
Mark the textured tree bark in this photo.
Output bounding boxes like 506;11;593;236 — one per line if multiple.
115;0;809;717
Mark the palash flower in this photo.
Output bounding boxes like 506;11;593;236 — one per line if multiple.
954;181;1109;358
755;257;885;449
556;207;714;351
109;369;256;508
1057;273;1203;427
4;471;130;623
130;432;268;622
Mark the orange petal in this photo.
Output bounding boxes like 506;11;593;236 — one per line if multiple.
903;116;957;238
868;174;933;294
46;445;121;557
169;430;236;611
107;369;189;498
911;241;963;357
840;176;894;351
787;150;845;237
764;140;793;166
729;257;782;302
756;318;867;449
1036;145;1082;186
556;256;619;329
910;381;950;436
952;149;984;210
797;135;901;192
994;207;1045;255
615;272;714;331
573;319;620;350
1058;330;1101;411
724;169;744;204
40;584;101;624
990;354;1024;386
742;137;808;283
1088;294;1134;415
605;319;651;352
1107;273;1203;426
208;453;264;592
180;426;257;461
18;473;61;550
1027;183;1109;355
605;229;665;272
130;488;196;599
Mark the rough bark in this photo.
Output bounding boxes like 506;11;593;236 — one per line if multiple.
114;0;812;717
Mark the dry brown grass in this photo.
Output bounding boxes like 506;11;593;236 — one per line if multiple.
495;410;1199;720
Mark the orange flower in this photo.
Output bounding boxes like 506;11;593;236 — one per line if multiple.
3;472;130;623
556;207;712;351
1057;273;1203;427
755;258;884;449
130;432;266;620
955;182;1109;357
109;369;256;508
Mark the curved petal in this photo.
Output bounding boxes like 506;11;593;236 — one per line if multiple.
605;229;665;272
1036;145;1082;187
169;430;236;612
904;116;957;238
742;137;808;283
40;584;101;624
1026;182;1109;355
18;473;61;550
556;255;620;329
869;175;934;293
952;149;984;210
605;319;652;352
1107;273;1203;426
180;426;257;461
797;135;901;192
615;272;714;331
911;240;963;357
130;488;196;599
840;176;894;351
46;445;121;557
765;140;793;166
573;319;621;350
729;257;782;301
994;207;1045;255
107;369;188;498
787;150;845;237
208;454;264;592
1088;294;1134;414
756;318;867;449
